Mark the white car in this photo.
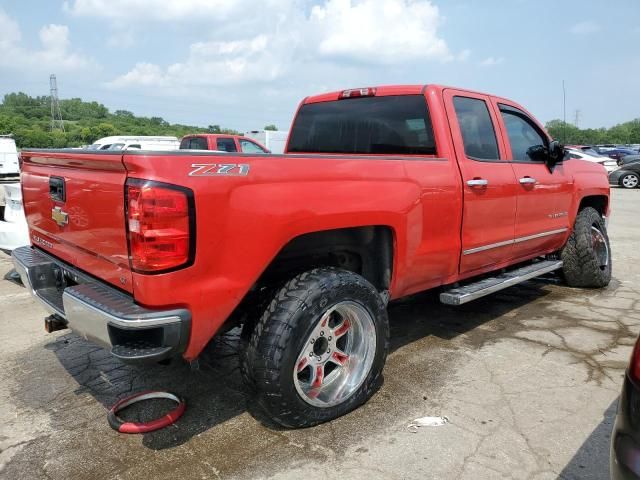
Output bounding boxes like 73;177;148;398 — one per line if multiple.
566;148;618;173
87;136;180;151
0;183;29;251
0;135;19;177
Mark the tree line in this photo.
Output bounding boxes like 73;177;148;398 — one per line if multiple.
1;91;635;149
545;119;640;146
0;92;241;148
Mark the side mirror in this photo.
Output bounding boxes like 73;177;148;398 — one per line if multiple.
547;140;566;167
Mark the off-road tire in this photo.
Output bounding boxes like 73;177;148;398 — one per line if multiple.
561;207;612;288
241;267;389;428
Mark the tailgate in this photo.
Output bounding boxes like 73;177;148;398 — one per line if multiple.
20;150;133;293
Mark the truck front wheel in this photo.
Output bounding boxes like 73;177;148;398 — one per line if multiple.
561;206;612;288
241;268;389;428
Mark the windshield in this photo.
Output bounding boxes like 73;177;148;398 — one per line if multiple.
288;95;436;155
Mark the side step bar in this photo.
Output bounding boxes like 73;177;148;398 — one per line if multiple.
440;260;563;306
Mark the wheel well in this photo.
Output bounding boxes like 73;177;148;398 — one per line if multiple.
222;226;395;333
578;195;608;216
261;226;394;292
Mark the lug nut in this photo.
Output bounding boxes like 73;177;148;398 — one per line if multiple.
320;331;325;336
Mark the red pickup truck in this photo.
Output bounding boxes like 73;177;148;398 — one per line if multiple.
179;133;269;153
14;84;611;428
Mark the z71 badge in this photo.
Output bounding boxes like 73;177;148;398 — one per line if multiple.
189;163;250;177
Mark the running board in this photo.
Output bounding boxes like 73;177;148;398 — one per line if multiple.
439;260;563;306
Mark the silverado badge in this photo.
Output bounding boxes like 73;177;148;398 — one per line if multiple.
51;206;69;227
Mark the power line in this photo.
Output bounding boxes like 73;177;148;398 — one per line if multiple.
49;74;65;133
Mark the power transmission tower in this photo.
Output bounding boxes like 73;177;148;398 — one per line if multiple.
50;74;65;132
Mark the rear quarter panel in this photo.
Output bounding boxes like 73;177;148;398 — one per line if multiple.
123;151;461;358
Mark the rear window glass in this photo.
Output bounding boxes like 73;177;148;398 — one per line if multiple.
180;137;208;150
287;95;436;155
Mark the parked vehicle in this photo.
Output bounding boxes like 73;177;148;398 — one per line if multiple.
180;134;268;153
87;136;180;151
610;162;640;189
13;84;611;428
0;135;19;177
245;130;289;154
610;334;640;479
618;155;640;167
0;183;29;251
566;148;618;173
604;148;638;162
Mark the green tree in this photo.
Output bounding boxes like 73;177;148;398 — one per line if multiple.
264;124;278;131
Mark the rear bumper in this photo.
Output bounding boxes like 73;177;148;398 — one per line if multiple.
12;245;190;364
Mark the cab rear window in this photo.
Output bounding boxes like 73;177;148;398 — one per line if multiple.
287;95;436;155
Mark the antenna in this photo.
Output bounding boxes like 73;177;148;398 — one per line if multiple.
50;74;65;132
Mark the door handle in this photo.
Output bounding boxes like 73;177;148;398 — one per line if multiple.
519;177;537;185
467;178;489;187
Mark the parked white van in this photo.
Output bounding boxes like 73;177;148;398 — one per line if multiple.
0;135;19;177
87;136;180;151
244;130;289;154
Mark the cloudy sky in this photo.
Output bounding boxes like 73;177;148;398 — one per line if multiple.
0;0;638;131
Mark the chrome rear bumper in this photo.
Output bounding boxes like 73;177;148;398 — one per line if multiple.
12;245;190;363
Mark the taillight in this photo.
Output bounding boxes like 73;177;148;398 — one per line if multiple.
340;87;376;99
126;179;195;273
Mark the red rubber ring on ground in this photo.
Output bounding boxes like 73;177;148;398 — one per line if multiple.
107;391;185;434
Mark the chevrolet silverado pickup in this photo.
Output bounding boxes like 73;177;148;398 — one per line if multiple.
13;84;611;428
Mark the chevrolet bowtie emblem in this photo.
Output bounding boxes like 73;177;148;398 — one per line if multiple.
51;206;69;227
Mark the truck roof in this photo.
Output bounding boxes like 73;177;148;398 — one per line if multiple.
303;84;509;104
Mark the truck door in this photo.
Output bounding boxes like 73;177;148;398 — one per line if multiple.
444;90;519;275
493;101;573;260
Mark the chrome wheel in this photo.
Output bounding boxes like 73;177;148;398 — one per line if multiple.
591;226;609;270
293;301;376;408
621;174;639;189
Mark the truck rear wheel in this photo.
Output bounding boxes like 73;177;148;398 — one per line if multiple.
561;207;612;288
241;268;389;428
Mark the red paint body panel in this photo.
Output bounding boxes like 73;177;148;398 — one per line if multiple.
21;151;133;292
19;84;610;361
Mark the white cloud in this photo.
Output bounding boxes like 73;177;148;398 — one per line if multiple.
310;0;452;64
0;9;94;71
108;34;291;90
570;21;601;35
0;9;21;48
64;0;261;22
106;0;460;91
479;56;504;67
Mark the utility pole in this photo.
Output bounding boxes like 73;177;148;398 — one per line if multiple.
50;74;65;132
562;80;566;143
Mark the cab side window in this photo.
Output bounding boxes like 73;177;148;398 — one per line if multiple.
452;96;500;160
216;138;238;152
499;106;548;162
180;137;208;150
